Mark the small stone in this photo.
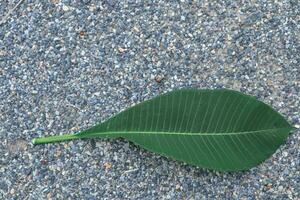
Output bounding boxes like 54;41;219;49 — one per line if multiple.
133;26;140;32
51;0;60;4
85;151;92;156
79;31;86;37
118;47;126;53
55;150;62;157
88;4;96;12
113;154;118;161
47;192;52;199
265;183;272;189
154;75;164;83
175;184;181;191
40;159;47;165
103;162;112;170
62;5;70;11
0;49;7;56
10;188;15;194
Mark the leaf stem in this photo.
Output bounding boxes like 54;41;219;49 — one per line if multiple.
32;134;80;145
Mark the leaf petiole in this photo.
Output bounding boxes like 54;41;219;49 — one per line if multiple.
32;134;80;145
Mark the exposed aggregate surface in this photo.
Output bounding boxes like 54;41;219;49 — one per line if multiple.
0;0;299;199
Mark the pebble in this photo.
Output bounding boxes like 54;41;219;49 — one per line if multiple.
62;5;71;12
103;162;112;170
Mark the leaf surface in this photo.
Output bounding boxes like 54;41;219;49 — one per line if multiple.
33;89;293;171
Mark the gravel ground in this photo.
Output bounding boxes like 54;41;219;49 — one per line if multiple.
0;0;299;199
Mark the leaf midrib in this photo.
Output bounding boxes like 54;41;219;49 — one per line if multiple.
81;127;290;137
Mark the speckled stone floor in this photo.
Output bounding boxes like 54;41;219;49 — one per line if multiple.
0;0;299;199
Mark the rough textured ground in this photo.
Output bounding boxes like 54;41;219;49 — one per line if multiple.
0;0;299;199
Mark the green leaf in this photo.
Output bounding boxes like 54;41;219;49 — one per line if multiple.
32;88;293;171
